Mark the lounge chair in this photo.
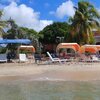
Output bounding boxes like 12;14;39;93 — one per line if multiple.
0;54;7;62
91;55;100;62
19;54;28;62
47;52;68;64
79;54;100;63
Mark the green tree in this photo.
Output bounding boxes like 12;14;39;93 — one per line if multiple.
20;27;42;53
39;22;70;44
0;10;8;38
70;1;100;44
4;18;24;39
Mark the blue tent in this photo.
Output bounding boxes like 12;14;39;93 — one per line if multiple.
0;39;31;44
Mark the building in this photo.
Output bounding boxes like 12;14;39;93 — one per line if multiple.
93;31;100;45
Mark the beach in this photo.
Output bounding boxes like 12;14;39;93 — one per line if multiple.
0;62;100;82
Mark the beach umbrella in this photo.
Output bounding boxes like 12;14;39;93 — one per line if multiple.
96;45;100;51
80;45;98;54
18;45;35;53
56;45;76;52
0;39;31;44
56;43;80;52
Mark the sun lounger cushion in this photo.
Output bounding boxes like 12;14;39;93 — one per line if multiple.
0;54;7;62
19;54;28;62
47;52;68;64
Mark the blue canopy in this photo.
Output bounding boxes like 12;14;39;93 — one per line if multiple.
0;39;31;44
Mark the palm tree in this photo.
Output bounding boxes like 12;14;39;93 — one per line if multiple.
7;18;20;39
70;1;100;44
0;10;8;38
18;27;43;53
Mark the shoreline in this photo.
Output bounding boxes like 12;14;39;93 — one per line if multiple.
0;62;100;82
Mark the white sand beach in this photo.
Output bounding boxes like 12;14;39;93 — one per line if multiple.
0;62;100;82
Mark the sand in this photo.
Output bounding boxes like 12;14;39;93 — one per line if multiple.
0;62;100;81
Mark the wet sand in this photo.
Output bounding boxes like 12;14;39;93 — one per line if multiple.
0;62;100;82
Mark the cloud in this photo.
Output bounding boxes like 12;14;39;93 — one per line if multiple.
97;8;100;13
0;0;19;4
54;0;75;18
2;2;53;32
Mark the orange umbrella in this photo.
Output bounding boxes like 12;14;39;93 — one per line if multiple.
80;45;98;53
18;45;35;53
96;45;100;51
85;47;97;53
56;45;76;52
56;43;80;52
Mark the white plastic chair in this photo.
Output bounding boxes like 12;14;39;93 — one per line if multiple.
19;54;28;62
91;55;100;62
0;54;7;62
47;52;68;64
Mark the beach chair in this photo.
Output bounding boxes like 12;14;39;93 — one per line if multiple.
0;54;7;62
19;54;28;62
47;52;68;64
91;55;100;62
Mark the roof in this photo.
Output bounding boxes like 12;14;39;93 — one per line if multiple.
56;43;80;51
18;45;35;52
93;31;100;37
84;45;100;50
80;45;100;53
19;45;34;48
0;39;31;44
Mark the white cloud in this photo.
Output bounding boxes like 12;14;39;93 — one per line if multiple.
97;8;100;13
2;2;53;32
0;0;19;3
54;0;75;18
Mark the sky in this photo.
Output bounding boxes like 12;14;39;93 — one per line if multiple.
0;0;100;32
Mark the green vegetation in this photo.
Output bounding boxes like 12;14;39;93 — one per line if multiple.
69;1;100;44
20;27;43;53
39;22;70;44
39;1;100;45
0;11;8;37
2;18;42;53
0;1;100;53
0;47;6;53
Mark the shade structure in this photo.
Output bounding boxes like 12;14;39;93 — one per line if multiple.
96;45;100;51
80;45;100;53
0;44;7;47
56;43;80;52
0;39;31;44
18;45;35;53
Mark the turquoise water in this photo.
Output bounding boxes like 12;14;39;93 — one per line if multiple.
0;81;100;100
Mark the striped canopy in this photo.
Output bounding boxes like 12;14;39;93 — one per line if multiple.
56;43;80;52
0;39;31;44
80;45;100;53
18;45;35;53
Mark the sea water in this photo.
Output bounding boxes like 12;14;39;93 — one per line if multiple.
0;81;100;100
